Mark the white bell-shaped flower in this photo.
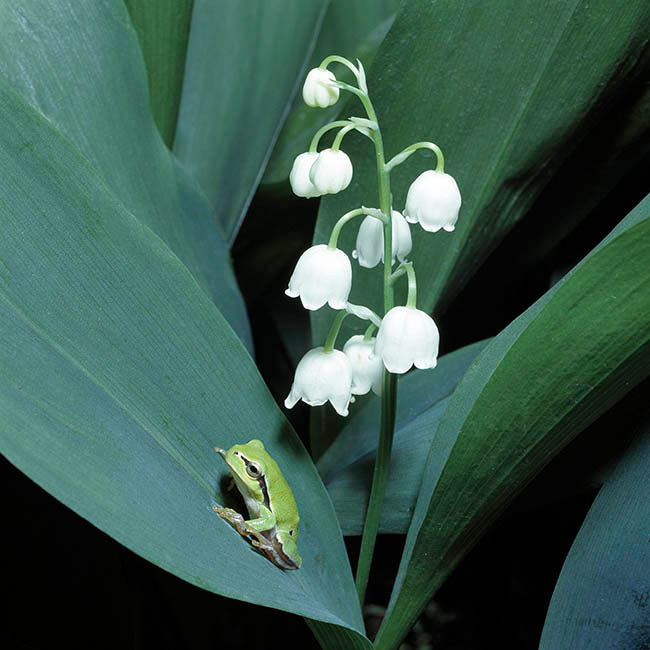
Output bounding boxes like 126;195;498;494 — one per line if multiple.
285;347;352;416
375;306;439;374
289;152;322;198
403;170;461;232
343;335;383;396
302;68;339;108
309;149;353;195
352;210;412;269
285;244;351;310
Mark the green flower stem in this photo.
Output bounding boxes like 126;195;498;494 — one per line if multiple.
405;263;417;308
390;262;417;308
320;55;360;83
309;120;353;153
353;87;399;608
323;310;348;353
332;124;356;151
328;208;374;249
363;322;377;341
384;141;445;173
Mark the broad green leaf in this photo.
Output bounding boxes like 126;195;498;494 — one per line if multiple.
540;418;650;649
0;80;366;637
515;82;650;268
0;0;251;350
374;198;650;649
311;0;650;351
262;0;401;186
174;0;329;243
125;0;194;147
307;620;374;650
318;340;490;534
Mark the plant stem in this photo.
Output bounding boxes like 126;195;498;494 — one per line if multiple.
384;140;445;173
354;90;398;607
323;310;348;353
328;208;373;249
309;120;353;153
363;322;377;341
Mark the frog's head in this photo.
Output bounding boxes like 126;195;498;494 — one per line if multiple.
215;439;268;501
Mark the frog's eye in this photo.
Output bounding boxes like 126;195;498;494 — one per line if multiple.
246;463;262;479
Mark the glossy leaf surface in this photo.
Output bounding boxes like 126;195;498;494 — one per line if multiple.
174;0;329;243
374;199;650;649
540;420;650;649
0;0;250;349
125;0;194;146
0;1;368;640
0;79;366;636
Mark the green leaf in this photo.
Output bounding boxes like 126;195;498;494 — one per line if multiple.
174;0;329;243
513;82;650;269
540;417;650;649
0;0;251;349
318;340;490;534
307;620;374;650
373;198;650;649
311;0;650;350
0;79;365;636
124;0;194;147
262;0;401;186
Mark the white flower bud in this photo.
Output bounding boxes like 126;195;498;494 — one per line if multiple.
289;152;322;198
352;210;412;269
374;306;439;374
285;244;351;311
403;170;461;232
343;335;383;396
285;347;352;416
302;68;339;108
309;149;353;195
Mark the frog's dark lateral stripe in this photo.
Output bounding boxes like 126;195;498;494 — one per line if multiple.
241;454;271;509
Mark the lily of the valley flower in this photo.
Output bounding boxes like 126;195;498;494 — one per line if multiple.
352;210;412;269
309;149;353;195
302;68;340;108
374;306;439;374
403;170;461;232
343;335;383;396
284;347;352;416
285;244;351;310
289;152;322;198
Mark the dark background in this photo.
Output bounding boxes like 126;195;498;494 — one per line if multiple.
5;158;648;649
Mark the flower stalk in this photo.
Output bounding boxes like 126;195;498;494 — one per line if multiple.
285;54;459;607
346;82;397;606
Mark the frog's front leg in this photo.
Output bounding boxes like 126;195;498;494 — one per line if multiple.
213;504;277;552
212;506;249;537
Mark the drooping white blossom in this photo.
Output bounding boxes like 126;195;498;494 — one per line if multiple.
302;68;340;108
403;170;461;232
352;210;412;269
289;152;322;198
285;244;351;311
374;306;439;374
284;347;352;416
343;335;384;396
309;149;353;195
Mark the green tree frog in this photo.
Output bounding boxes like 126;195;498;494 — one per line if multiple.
213;439;302;570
